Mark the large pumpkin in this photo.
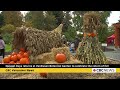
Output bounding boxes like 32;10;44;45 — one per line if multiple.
11;52;17;56
20;48;25;52
55;53;66;63
9;61;15;64
19;51;24;55
3;57;11;63
11;55;18;62
23;52;29;58
20;58;28;64
17;54;23;60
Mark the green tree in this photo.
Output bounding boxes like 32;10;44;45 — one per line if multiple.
0;13;4;27
52;11;64;25
64;26;76;41
72;11;88;32
24;11;33;27
0;24;16;33
98;11;111;43
44;11;57;30
1;11;23;27
63;11;72;32
25;11;57;30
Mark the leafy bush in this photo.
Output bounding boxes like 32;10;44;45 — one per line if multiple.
63;26;77;42
2;33;13;44
0;24;16;33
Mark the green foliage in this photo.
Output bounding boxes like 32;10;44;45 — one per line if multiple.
97;11;111;43
63;11;72;32
98;25;108;43
25;11;57;30
63;26;76;41
0;24;16;33
44;11;57;30
5;44;12;52
0;13;4;27
1;11;23;27
2;33;13;44
52;11;64;26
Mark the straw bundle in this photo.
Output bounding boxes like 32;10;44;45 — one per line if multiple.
51;47;71;61
76;12;108;64
31;52;54;64
83;11;101;33
30;46;72;64
12;24;63;57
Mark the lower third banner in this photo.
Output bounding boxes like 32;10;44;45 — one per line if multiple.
0;68;120;73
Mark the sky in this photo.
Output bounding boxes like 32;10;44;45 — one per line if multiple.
107;11;120;26
1;11;120;27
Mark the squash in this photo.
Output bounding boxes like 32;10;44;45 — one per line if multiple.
3;57;11;63
55;53;66;63
20;58;28;64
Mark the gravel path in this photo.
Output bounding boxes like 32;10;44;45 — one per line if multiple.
104;51;120;61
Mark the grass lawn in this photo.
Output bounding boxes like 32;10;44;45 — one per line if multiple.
5;44;12;52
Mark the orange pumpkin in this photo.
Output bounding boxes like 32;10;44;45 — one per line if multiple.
17;54;23;60
11;55;18;62
11;52;17;56
19;51;24;55
55;53;66;63
90;33;96;37
16;61;20;64
23;52;29;58
26;59;30;64
40;73;47;78
3;57;11;63
20;58;28;64
8;55;12;58
9;61;15;64
87;33;91;37
20;48;25;52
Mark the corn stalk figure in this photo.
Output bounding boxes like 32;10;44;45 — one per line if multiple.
75;11;108;64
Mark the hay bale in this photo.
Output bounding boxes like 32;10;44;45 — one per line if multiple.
30;46;72;64
12;24;63;57
0;73;45;79
45;55;83;79
45;59;83;64
51;47;71;61
31;52;54;64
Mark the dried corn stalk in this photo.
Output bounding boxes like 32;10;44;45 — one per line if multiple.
76;11;108;64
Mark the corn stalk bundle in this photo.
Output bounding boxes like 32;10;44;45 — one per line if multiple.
76;11;108;64
12;24;63;57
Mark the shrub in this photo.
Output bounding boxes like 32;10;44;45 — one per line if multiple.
0;24;16;33
2;33;13;44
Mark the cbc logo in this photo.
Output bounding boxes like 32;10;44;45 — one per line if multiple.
92;68;116;73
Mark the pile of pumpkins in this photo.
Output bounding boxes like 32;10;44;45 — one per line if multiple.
2;48;30;64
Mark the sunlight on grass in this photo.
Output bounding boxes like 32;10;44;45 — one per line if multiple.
5;44;12;52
